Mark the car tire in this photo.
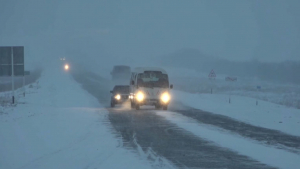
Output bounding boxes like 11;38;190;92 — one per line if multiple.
111;101;115;108
131;102;135;109
135;104;140;110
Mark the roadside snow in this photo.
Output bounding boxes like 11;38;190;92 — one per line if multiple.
165;67;300;109
0;61;159;169
173;90;300;136
156;110;300;169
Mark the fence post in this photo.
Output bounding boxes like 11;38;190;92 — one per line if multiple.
11;47;15;104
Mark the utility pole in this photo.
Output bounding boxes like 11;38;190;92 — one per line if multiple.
11;47;15;104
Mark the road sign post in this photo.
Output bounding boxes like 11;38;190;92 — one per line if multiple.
208;69;216;80
0;46;24;104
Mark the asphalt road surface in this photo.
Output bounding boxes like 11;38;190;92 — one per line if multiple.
70;70;300;169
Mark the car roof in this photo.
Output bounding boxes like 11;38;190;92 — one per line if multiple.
113;65;130;69
132;67;167;74
114;85;129;88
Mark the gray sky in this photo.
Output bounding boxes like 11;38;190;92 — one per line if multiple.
0;0;299;69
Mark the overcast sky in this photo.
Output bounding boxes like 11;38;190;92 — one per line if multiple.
0;0;299;69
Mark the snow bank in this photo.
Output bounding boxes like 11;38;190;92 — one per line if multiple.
173;90;300;136
0;60;155;169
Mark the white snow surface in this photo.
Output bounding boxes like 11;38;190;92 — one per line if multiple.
155;110;300;169
172;90;300;137
2;63;300;169
0;61;166;169
165;67;300;109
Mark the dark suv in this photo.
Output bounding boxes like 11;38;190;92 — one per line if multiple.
110;85;130;107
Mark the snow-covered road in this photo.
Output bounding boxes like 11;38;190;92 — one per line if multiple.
0;61;164;169
72;68;300;169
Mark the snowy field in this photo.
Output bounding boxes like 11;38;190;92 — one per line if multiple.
165;67;300;109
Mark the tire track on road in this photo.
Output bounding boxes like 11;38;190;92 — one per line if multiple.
71;70;276;169
172;107;300;154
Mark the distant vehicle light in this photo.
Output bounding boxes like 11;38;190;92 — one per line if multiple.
64;64;69;70
161;92;170;103
136;92;144;102
115;94;121;100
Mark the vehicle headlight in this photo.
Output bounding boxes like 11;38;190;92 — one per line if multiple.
161;92;170;103
64;64;69;70
136;92;144;102
114;94;121;100
129;95;133;99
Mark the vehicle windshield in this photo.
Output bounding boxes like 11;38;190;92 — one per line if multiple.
137;71;169;88
113;86;129;94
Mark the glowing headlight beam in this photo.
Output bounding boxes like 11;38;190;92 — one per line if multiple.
114;94;121;100
161;93;170;103
136;92;144;102
64;64;69;70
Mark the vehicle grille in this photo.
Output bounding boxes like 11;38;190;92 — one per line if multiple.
122;95;129;99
